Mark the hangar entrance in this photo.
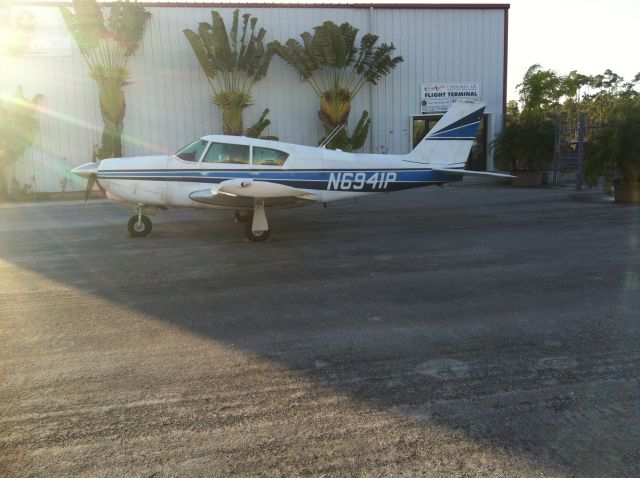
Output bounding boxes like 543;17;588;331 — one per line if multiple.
411;114;488;171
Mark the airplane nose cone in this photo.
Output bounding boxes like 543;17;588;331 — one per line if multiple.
71;162;99;178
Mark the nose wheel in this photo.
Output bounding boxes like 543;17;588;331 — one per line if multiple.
128;204;153;237
128;214;152;237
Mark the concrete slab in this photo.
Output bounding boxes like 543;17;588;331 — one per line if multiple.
1;186;639;477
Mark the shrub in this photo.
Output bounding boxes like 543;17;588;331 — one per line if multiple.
491;115;554;172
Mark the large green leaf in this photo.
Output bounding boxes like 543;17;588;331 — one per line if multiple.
59;0;105;51
184;28;218;79
364;42;403;85
109;1;151;57
348;110;370;151
245;108;271;138
210;10;234;72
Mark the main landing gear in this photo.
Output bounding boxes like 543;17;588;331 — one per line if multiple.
244;222;270;242
127;203;154;237
126;202;271;242
236;199;271;242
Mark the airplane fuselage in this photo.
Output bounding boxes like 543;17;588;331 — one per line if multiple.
96;135;461;209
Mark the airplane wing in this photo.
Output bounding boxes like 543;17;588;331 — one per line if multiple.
432;168;516;179
189;179;317;209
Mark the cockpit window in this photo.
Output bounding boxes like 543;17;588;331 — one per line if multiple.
253;147;288;166
202;142;250;164
175;140;208;162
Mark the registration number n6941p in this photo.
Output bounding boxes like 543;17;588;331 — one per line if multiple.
327;172;397;191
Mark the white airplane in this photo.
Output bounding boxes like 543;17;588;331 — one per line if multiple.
72;100;512;241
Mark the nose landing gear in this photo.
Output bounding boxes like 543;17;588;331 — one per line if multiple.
127;204;153;237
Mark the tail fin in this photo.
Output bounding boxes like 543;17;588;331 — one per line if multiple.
406;100;485;167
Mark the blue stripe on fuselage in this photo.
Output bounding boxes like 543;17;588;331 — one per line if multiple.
97;169;461;192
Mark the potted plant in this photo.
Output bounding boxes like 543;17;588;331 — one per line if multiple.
584;98;640;203
491;114;555;186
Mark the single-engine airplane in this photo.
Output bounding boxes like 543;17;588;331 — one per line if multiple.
72;100;512;241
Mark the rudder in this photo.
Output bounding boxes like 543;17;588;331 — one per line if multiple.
406;100;486;167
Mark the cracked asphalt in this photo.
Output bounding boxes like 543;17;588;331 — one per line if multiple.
1;185;639;477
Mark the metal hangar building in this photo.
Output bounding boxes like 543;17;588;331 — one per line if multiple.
1;2;509;193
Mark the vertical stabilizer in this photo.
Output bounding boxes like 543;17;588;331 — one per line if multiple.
406;100;485;167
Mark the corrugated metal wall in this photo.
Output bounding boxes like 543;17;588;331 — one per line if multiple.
1;4;506;193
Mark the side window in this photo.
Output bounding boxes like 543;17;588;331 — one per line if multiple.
253;147;288;166
175;140;208;162
202;143;250;164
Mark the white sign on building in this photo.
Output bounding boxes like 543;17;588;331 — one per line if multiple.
0;7;72;57
420;83;481;114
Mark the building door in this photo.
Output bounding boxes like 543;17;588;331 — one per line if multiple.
411;114;488;171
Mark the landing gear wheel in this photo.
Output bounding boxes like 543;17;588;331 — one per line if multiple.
128;214;152;237
234;210;252;223
244;222;270;242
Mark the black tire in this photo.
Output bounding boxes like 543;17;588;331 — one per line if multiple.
234;210;252;223
244;222;270;242
127;214;152;237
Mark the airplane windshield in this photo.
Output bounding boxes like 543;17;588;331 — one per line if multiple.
175;140;208;162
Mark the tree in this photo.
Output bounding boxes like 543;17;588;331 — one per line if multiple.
492;64;560;173
580;69;639;125
59;0;151;159
269;21;403;151
516;65;597;118
517;64;564;115
184;10;273;136
0;86;43;199
584;96;640;186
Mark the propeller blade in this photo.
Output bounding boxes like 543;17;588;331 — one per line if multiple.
84;174;96;201
96;176;106;196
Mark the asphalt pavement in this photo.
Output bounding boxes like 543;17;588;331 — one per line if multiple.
1;185;639;477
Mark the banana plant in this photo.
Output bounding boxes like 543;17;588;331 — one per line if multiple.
59;0;151;159
184;10;273;136
269;21;403;151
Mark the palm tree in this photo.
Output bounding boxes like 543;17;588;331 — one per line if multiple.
184;10;272;136
59;0;151;159
269;21;403;151
0;87;43;199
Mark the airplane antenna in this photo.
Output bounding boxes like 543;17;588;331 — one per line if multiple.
319;123;346;148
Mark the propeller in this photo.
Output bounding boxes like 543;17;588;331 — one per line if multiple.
83;144;105;201
71;143;105;201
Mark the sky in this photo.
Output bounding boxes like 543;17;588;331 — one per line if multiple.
503;0;639;100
